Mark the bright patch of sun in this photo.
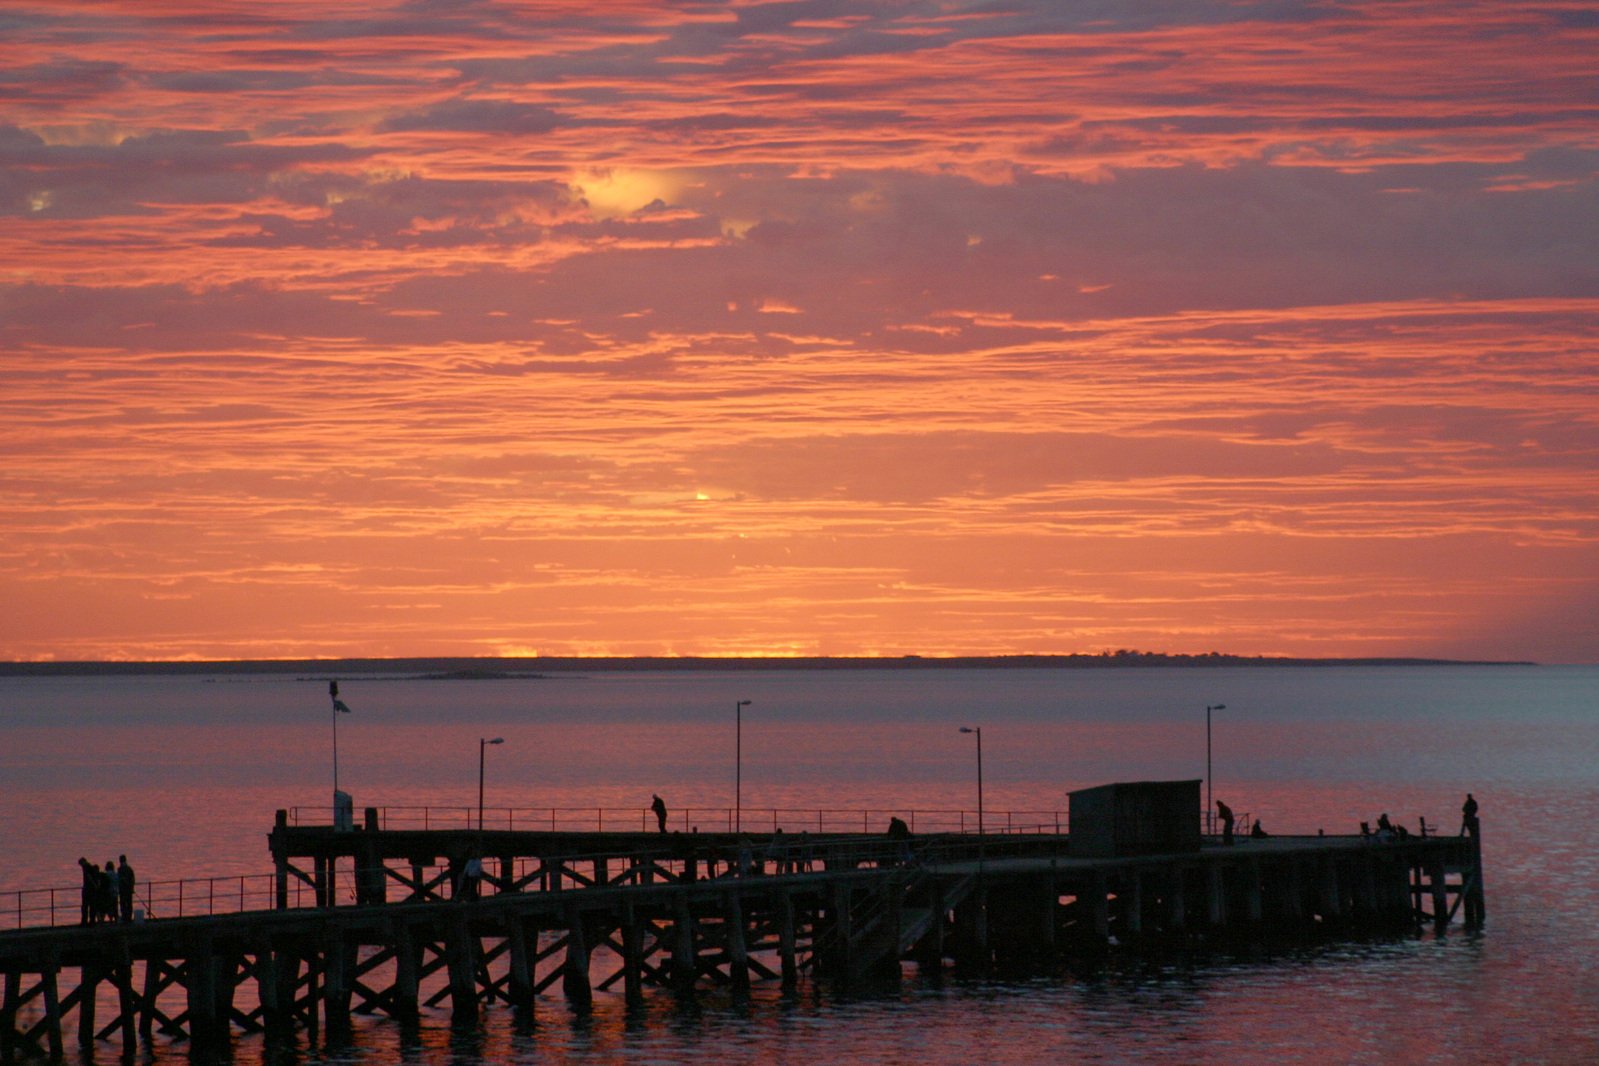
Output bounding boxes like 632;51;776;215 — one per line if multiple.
574;168;688;219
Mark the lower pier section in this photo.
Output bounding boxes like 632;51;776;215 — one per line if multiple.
0;832;1482;1061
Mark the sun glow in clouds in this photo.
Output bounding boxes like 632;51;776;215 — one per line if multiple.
574;169;693;220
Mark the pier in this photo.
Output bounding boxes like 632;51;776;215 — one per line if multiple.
0;801;1485;1062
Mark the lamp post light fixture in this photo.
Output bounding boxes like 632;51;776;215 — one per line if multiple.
959;726;984;836
479;737;504;831
1206;704;1226;835
735;700;752;832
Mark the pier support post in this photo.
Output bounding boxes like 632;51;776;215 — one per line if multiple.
40;950;63;1062
724;891;750;993
831;881;855;977
116;948;137;1052
1464;824;1487;929
255;943;283;1035
1037;879;1059;954
140;955;160;1041
673;894;697;993
621;903;645;1007
562;906;593;1012
1090;872;1111;942
778;892;799;988
1354;855;1377;917
445;913;479;1024
1429;856;1449;932
323;934;352;1033
186;939;224;1052
1166;867;1186;932
1244;860;1263;924
1124;871;1143;935
1319;860;1342;921
274;810;290;909
1206;865;1226;928
77;961;99;1049
2;970;19;1062
507;917;536;1014
392;925;420;1021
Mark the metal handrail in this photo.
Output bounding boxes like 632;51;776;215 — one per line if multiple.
287;804;1068;836
0;818;1064;932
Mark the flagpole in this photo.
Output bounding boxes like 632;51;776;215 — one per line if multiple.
330;680;342;795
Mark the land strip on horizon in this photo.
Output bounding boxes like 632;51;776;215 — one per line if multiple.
0;653;1537;678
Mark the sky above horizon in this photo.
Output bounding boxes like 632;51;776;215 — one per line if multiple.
2;1;1597;663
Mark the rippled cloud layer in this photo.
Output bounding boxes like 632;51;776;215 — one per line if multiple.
2;1;1596;661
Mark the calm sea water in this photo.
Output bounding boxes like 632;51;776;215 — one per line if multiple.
2;665;1597;1063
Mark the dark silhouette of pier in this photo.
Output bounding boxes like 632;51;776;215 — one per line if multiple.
0;804;1484;1062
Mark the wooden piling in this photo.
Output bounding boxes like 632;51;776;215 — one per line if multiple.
724;890;750;993
672;893;696;992
40;950;62;1062
562;906;593;1012
620;904;645;1006
778;891;799;988
76;961;97;1049
445;913;478;1023
1206;865;1226;928
1124;871;1143;935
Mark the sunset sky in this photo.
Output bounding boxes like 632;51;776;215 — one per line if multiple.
2;1;1596;663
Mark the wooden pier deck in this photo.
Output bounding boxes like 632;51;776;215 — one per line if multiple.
0;811;1485;1062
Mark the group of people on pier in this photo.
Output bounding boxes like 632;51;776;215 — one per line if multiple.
1359;794;1479;843
77;854;135;925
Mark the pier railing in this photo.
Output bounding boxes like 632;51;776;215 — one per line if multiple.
3;873;301;932
286;804;1067;836
1;811;1062;932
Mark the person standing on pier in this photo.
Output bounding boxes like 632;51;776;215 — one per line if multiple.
1461;793;1479;836
102;861;119;922
651;793;669;833
78;857;97;925
118;854;135;922
458;855;483;900
1216;800;1235;845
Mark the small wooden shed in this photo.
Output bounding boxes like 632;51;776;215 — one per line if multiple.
1068;779;1202;857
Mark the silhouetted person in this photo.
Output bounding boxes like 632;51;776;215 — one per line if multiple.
1461;793;1479;837
118;854;135;922
458;855;483;901
651;793;669;833
102;861;119;924
78;858;97;925
887;816;912;864
1216;800;1235;845
1377;812;1393;834
1251;821;1269;839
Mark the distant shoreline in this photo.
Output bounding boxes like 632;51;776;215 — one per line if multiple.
0;653;1538;677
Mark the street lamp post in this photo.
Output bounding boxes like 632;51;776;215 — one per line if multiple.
959;726;984;836
329;680;352;795
479;737;504;831
735;699;752;832
1206;703;1226;835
